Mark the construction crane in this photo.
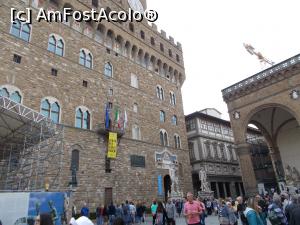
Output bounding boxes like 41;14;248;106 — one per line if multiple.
243;43;275;68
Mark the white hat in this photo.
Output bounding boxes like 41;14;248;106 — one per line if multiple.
69;218;78;225
76;216;94;225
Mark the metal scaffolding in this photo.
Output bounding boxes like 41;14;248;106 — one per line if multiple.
0;96;64;191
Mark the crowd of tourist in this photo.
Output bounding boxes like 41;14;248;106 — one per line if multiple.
29;190;300;225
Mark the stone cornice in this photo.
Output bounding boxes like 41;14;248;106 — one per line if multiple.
222;54;300;102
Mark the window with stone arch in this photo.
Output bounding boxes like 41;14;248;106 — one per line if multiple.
171;115;177;125
170;91;176;105
159;129;168;146
40;97;60;123
104;62;113;77
47;34;64;56
75;106;91;129
10;19;31;42
0;85;22;103
156;85;164;100
159;110;165;122
174;134;181;149
70;148;80;186
79;49;93;69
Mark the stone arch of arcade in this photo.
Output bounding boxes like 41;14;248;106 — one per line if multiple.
222;53;300;195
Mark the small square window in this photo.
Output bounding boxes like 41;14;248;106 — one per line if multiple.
13;54;21;64
108;102;113;109
106;48;111;54
115;53;119;57
176;54;180;62
108;88;113;96
140;31;145;40
151;37;155;46
51;68;58;76
92;0;98;7
160;43;164;52
83;80;88;87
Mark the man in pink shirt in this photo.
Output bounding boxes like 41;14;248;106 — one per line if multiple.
184;192;203;225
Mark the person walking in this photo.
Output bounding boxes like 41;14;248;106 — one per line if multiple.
183;192;203;225
151;200;158;225
123;201;131;225
81;202;90;218
108;202;116;225
155;201;167;225
165;198;176;225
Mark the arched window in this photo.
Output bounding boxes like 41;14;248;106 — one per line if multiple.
104;62;113;77
10;20;31;42
51;102;60;123
0;88;9;98
156;85;164;100
10;91;21;103
170;92;176;105
79;49;93;69
160;110;165;122
0;87;22;103
41;99;60;123
174;134;181;149
47;35;64;56
171;115;177;125
71;149;79;171
75;107;90;129
70;149;79;186
76;108;83;128
159;130;168;146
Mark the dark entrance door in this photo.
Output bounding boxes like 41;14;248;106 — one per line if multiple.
163;175;171;201
105;187;113;205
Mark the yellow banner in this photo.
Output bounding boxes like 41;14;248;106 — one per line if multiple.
107;132;117;159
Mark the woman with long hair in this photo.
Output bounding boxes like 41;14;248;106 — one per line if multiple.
244;197;264;225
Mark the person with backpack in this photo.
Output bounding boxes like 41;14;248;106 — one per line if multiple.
243;197;264;225
268;195;287;225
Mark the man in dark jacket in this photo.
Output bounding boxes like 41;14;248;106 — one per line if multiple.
108;202;116;225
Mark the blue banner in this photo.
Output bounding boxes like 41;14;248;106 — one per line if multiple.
158;175;163;196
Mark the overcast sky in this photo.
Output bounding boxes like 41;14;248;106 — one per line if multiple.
147;0;300;119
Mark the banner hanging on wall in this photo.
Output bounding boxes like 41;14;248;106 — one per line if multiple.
107;132;117;159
